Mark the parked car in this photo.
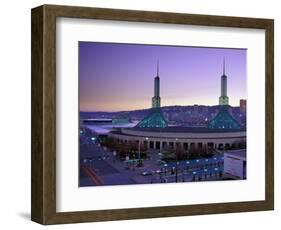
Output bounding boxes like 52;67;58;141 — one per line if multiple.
142;171;154;176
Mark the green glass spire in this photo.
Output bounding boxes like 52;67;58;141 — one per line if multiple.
136;109;168;128
208;106;241;129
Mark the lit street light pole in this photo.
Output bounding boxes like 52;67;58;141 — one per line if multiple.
138;137;148;166
175;138;179;182
175;161;179;182
138;141;141;160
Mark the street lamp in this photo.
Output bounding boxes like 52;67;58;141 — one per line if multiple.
204;168;208;180
138;141;141;161
175;138;180;182
175;161;179;182
113;150;117;163
186;161;190;172
192;171;197;181
138;137;149;166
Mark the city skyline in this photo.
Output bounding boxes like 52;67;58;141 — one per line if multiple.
79;42;247;112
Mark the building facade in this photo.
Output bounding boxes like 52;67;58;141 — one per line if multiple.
109;127;246;151
224;150;246;179
240;99;247;113
108;58;246;153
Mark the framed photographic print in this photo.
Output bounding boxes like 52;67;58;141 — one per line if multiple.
31;4;274;225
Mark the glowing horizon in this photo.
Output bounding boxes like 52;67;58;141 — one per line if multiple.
79;42;247;112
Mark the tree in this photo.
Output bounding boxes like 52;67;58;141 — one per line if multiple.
175;144;187;161
161;147;175;161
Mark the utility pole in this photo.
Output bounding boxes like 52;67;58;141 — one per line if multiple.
175;162;178;182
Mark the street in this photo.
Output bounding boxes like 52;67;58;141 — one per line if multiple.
79;130;225;187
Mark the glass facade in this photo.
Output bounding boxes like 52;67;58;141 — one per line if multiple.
208;106;241;129
137;109;168;128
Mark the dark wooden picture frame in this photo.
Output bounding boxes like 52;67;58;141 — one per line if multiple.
31;4;274;225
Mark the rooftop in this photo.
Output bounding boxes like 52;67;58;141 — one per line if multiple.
208;106;241;130
112;126;246;135
224;149;246;159
136;108;168;128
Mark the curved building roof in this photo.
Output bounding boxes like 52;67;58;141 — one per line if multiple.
110;127;246;140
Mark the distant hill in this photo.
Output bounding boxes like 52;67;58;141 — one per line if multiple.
80;105;245;127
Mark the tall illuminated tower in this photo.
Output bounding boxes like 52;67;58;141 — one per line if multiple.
209;58;240;130
152;61;161;108
137;61;167;128
219;58;229;106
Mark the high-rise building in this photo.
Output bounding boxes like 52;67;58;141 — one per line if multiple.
219;58;229;106
240;99;247;113
152;61;161;108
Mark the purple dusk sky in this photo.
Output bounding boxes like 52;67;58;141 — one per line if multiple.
79;42;246;112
